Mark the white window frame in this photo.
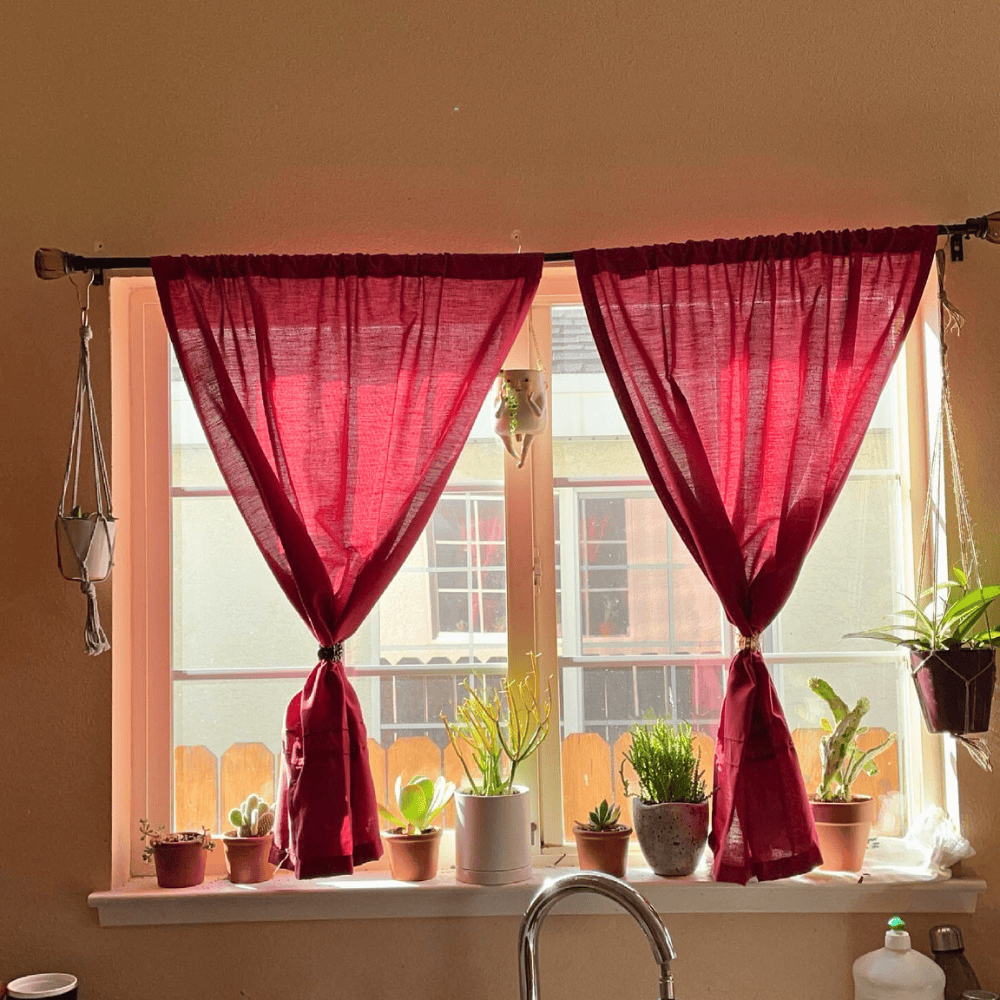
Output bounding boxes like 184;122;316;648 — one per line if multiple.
110;264;953;881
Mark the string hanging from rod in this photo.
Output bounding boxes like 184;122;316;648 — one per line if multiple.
32;212;1000;285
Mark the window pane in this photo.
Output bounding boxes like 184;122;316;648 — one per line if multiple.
550;301;910;843
170;344;507;832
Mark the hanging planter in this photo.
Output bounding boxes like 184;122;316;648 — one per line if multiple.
845;253;998;768
494;368;548;468
56;273;117;655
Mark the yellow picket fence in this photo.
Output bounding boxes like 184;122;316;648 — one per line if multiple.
175;727;900;839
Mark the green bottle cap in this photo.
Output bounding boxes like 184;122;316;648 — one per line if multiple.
888;916;906;931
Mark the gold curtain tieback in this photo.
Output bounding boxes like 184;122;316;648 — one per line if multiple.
737;633;760;652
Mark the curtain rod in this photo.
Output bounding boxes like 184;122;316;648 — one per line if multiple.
34;214;1000;285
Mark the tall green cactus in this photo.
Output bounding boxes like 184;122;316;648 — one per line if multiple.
809;677;895;803
228;793;276;837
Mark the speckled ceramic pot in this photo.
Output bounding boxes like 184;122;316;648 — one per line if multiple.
632;798;709;877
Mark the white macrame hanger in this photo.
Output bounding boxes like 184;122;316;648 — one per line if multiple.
56;271;116;655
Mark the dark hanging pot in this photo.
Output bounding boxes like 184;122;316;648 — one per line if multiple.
910;647;996;736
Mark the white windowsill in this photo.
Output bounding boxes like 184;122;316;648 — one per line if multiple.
89;864;985;926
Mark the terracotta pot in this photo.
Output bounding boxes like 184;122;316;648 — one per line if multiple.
222;833;275;884
152;836;208;888
383;828;443;882
811;796;875;872
910;648;996;735
631;798;709;877
573;824;632;878
455;785;532;885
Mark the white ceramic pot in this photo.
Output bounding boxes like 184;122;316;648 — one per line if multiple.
455;785;532;885
494;369;548;468
56;514;117;582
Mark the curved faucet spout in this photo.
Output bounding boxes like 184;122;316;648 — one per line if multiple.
518;872;676;1000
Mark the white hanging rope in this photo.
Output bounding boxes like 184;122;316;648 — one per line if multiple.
56;272;115;655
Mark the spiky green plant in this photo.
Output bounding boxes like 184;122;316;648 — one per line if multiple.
809;677;895;802
227;793;275;838
441;658;551;796
620;719;707;804
580;798;622;832
845;567;1000;650
378;774;455;834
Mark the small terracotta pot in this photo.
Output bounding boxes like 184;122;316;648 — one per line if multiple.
811;796;875;872
573;824;632;878
152;836;208;888
383;828;443;882
632;798;709;877
222;833;276;884
910;648;996;735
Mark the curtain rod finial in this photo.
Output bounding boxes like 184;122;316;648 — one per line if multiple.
984;211;1000;244
35;247;71;280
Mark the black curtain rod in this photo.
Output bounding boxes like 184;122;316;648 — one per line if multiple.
34;214;999;284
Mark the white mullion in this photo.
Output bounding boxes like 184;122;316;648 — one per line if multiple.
558;488;584;734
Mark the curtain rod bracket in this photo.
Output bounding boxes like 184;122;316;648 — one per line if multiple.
950;232;965;263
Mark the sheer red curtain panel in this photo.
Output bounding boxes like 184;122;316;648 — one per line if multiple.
575;226;937;883
153;252;543;878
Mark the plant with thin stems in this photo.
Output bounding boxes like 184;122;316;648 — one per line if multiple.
619;719;707;804
845;566;1000;650
441;657;551;796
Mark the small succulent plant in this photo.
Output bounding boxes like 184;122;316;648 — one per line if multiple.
139;819;214;862
810;677;896;803
228;793;276;838
378;775;455;835
580;799;622;832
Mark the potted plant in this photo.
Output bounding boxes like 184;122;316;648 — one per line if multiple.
494;369;548;468
139;819;214;888
222;794;276;884
378;774;455;882
573;798;632;878
847;567;1000;738
620;719;708;877
808;677;896;872
441;660;552;885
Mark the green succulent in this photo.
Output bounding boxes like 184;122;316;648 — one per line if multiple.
378;774;455;835
845;566;1000;650
582;799;621;832
620;718;706;804
228;793;275;837
809;677;895;803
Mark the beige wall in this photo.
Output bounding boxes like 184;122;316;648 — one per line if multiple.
3;2;1000;997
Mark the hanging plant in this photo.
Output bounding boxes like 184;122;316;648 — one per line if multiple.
846;251;995;768
494;369;547;468
56;273;116;655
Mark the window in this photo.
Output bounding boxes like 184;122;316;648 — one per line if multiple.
112;264;947;876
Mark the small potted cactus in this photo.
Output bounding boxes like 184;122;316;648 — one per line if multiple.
222;793;276;884
573;799;632;878
808;677;896;872
378;774;455;882
139;819;214;888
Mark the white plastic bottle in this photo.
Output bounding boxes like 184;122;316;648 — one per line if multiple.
854;917;947;1000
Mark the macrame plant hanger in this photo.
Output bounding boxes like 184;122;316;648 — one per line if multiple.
915;249;993;768
56;271;116;655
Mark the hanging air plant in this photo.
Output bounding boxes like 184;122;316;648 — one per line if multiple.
56;273;116;655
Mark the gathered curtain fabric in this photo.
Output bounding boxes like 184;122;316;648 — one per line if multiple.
575;226;937;883
153;252;543;878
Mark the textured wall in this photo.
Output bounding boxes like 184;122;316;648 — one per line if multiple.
2;1;999;998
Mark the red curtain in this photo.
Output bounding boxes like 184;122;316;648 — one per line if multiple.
575;227;936;883
153;252;543;878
